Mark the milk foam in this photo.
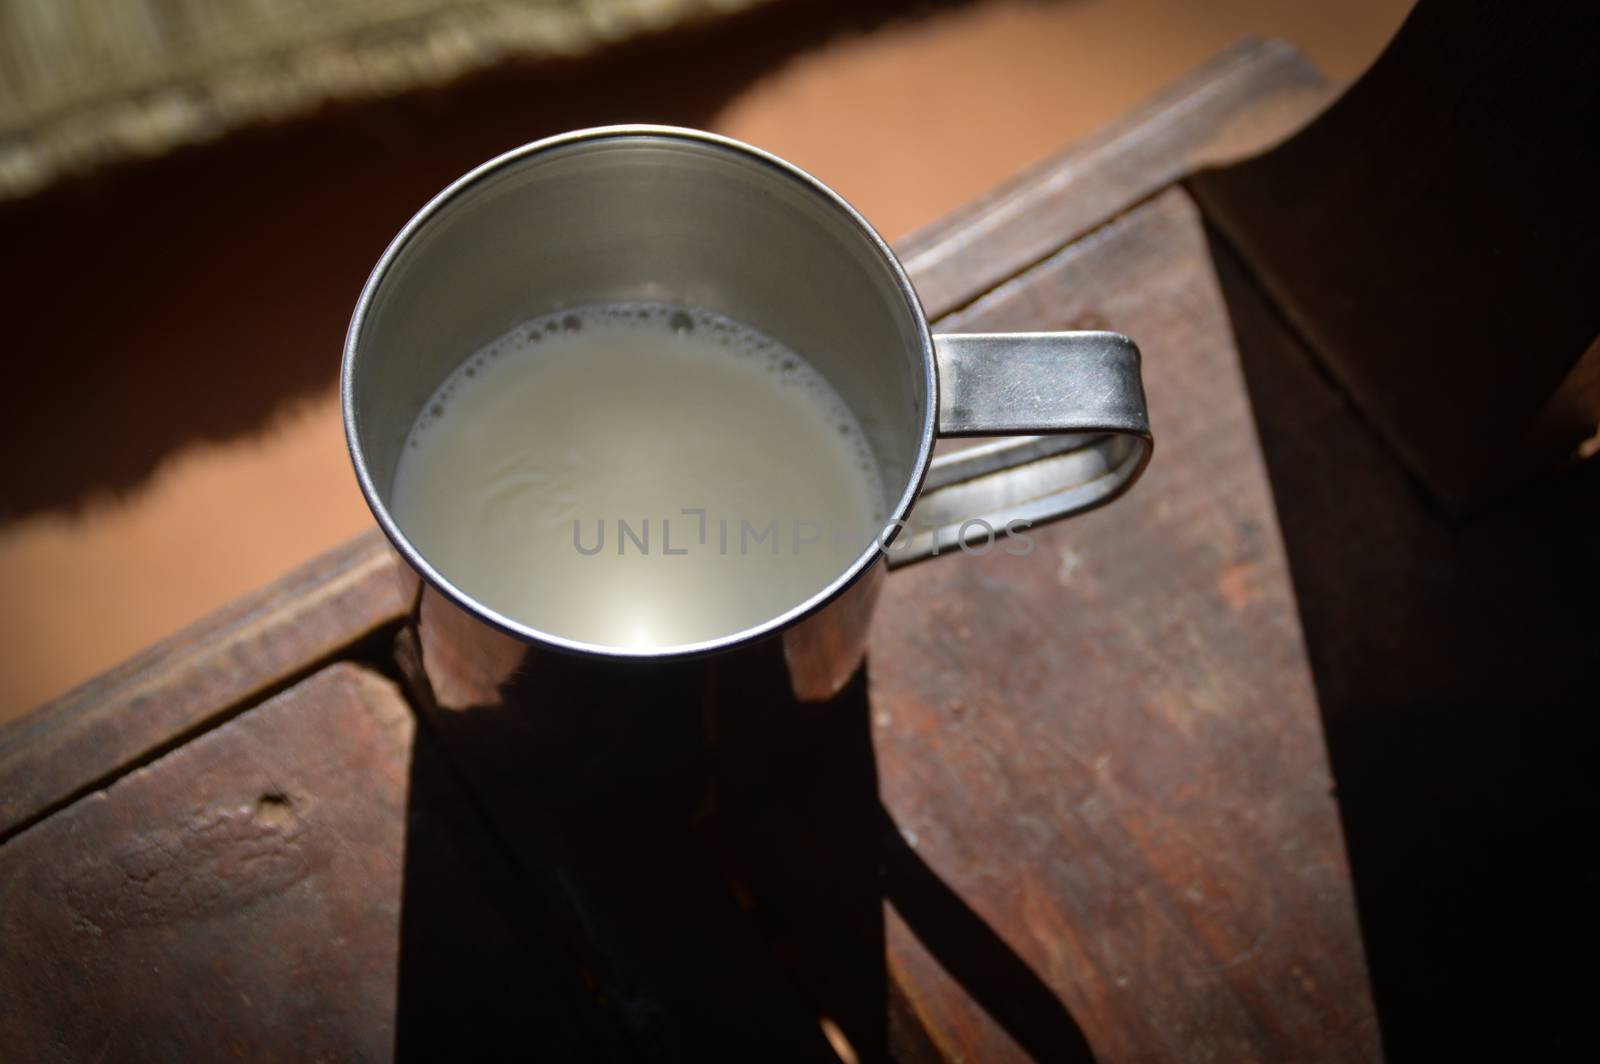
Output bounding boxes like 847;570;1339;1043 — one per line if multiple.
391;303;888;649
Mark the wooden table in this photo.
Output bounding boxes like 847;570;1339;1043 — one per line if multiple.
0;41;1382;1062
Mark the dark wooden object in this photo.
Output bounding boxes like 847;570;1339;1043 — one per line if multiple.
1204;226;1600;1062
1191;0;1600;511
0;41;1384;1061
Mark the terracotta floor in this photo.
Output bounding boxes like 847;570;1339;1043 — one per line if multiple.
0;0;1413;718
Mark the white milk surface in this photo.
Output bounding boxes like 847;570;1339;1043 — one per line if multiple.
391;304;886;649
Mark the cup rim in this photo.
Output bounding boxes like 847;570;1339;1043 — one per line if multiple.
342;125;938;660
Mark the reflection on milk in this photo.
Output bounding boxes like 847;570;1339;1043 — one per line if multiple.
391;303;886;650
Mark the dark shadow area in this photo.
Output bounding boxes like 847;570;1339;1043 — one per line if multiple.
392;636;1090;1060
1204;227;1600;1060
879;807;1097;1062
0;0;974;521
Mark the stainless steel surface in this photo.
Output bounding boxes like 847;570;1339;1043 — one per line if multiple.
413;555;888;710
890;332;1153;565
345;125;932;668
934;331;1148;435
343;125;1152;700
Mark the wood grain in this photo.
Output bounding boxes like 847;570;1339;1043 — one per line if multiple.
871;188;1380;1061
898;36;1330;321
0;529;412;842
0;660;665;1061
0;664;411;1061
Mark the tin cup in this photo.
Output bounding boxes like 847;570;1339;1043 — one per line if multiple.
343;126;1151;706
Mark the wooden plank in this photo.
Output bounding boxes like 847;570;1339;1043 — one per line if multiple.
0;664;412;1061
0;529;412;842
898;37;1329;320
0;663;692;1061
869;188;1380;1061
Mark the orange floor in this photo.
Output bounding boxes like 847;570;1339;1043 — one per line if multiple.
0;0;1413;718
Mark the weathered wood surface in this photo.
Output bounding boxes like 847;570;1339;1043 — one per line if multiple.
0;529;411;842
1190;0;1600;511
874;188;1377;1061
0;41;1381;1062
0;665;411;1061
0;660;632;1061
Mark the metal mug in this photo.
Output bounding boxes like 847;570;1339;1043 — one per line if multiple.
343;126;1152;707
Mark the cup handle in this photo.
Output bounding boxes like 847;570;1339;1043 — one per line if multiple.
887;331;1153;566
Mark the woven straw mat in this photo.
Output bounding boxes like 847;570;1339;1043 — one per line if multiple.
0;0;770;201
